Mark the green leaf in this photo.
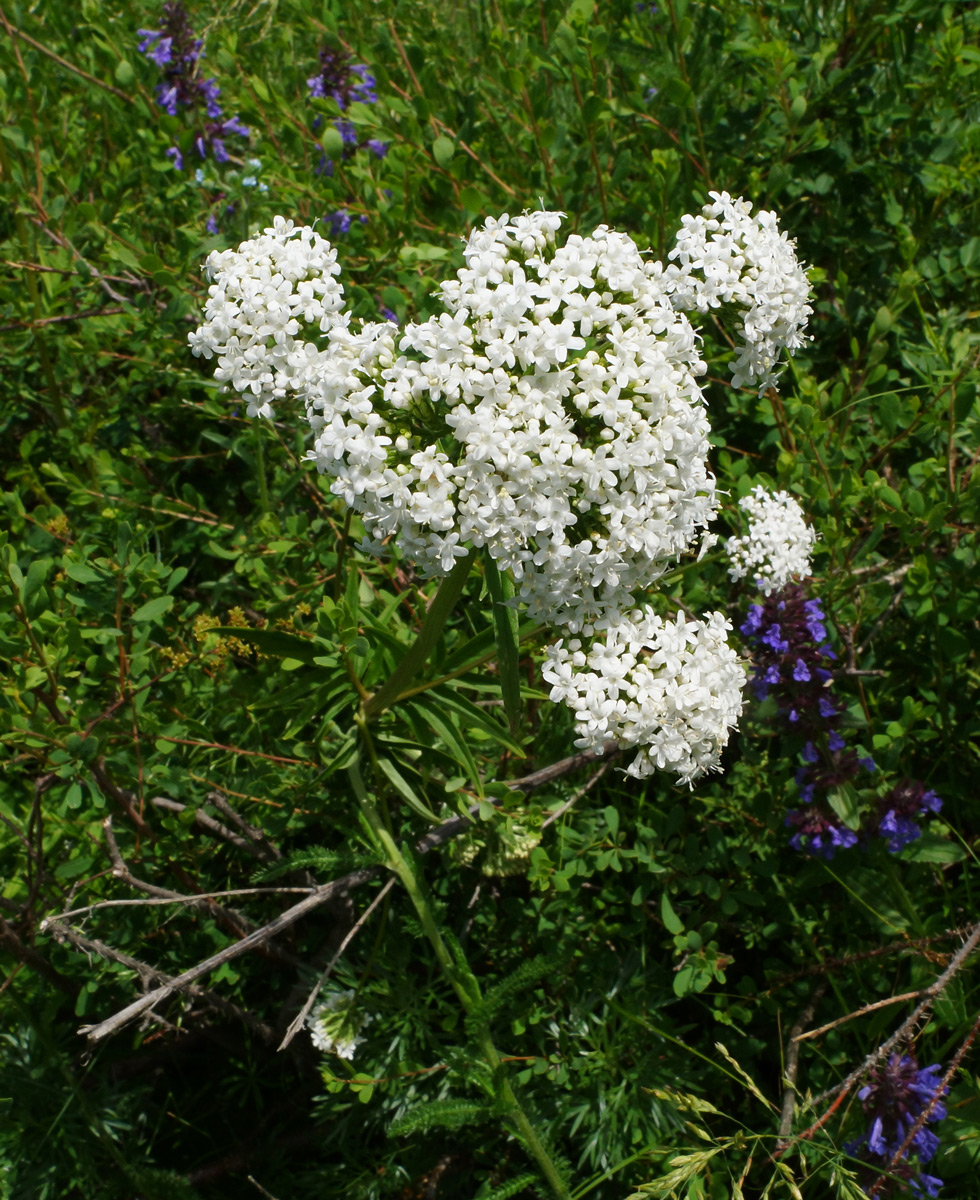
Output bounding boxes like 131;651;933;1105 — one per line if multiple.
827;783;860;830
900;834;965;864
406;697;484;798
483;552;522;736
376;755;441;823
661;893;684;934
431;134;455;167
389;1098;490;1137
428;686;525;757
879;484;903;510
131;595;174;623
319;136;346;179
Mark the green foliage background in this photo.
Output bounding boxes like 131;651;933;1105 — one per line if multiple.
1;0;979;1196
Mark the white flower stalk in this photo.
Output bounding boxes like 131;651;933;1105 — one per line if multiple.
301;211;718;630
188;216;345;418
542;609;746;786
306;989;371;1060
726;486;818;594
664;192;812;392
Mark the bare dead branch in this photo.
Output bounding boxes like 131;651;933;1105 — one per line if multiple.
44;887;315;926
811;920;980;1108
80;743;620;1043
79;864;381;1043
777;982;827;1146
150;795;268;859
45;919;275;1042
206;791;282;862
793;990;925;1043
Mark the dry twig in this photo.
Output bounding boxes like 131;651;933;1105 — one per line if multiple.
278;877;396;1051
79;744;618;1042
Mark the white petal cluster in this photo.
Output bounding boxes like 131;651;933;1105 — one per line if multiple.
299;211;717;631
189;202;812;784
306;989;371;1060
188;216;345;418
542;609;746;786
664;192;812;392
726;485;818;594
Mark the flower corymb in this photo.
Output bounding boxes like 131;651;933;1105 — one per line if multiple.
664;191;812;392
542;608;746;785
726;485;818;595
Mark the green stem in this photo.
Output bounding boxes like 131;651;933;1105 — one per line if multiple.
255;422;270;513
363;549;475;719
349;765;569;1199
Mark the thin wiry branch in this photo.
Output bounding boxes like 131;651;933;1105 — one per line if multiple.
278;878;396;1052
795;920;980;1130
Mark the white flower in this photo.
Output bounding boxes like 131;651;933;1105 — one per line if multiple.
726;485;818;594
306;989;371;1060
188;218;345;417
664;192;812;392
298;211;718;629
190;204;810;630
542;609;746;786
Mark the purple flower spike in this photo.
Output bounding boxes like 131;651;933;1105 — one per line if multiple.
875;780;943;853
326;208;352;237
848;1052;947;1195
309;44;380;111
140;3;248;162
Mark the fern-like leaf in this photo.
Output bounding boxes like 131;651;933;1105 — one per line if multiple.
389;1098;490;1138
465;954;562;1037
473;1171;539;1200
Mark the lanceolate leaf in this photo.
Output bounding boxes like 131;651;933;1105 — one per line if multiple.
376;754;441;823
483;551;523;736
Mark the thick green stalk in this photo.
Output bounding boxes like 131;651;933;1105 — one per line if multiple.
351;768;569;1199
362;549;475;718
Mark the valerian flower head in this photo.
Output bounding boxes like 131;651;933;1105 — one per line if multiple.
191;203;811;632
727;486;818;595
188;216;346;418
663;190;812;392
192;210;725;629
306;989;371;1060
542;608;746;785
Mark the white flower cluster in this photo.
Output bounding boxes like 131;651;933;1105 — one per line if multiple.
188;216;345;418
297;211;719;631
306;989;371;1060
726;485;818;594
189;202;812;782
665;192;812;392
542;609;746;786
